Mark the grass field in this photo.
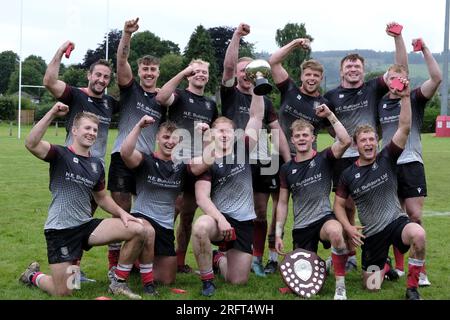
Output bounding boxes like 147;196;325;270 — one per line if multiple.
0;123;449;300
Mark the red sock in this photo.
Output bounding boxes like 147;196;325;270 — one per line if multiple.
108;249;120;270
115;264;132;281
176;250;186;267
407;258;424;288
393;246;404;271
139;263;154;285
253;220;267;257
348;250;356;257
331;252;347;276
200;269;214;281
31;272;43;286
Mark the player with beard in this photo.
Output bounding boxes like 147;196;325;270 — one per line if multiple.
334;78;427;300
156;60;219;273
106;17;167;273
221;23;291;277
378;37;441;284
324;23;407;269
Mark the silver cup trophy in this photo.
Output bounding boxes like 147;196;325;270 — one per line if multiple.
245;59;272;96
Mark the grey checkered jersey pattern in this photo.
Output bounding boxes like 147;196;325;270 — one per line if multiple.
280;148;335;229
378;88;430;164
44;145;105;230
168;88;218;158
336;143;407;237
324;77;388;158
59;86;119;164
200;142;256;222
131;153;186;230
277;78;330;154
111;80;166;155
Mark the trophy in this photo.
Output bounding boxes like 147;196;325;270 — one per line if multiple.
245;59;273;96
279;248;327;298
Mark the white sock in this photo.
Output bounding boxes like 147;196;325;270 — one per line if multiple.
269;251;278;262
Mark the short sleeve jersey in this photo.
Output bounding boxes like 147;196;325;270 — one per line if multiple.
336;142;407;237
220;84;278;160
198;138;256;221
280;148;336;229
111;79;167;155
59;85;119;163
168;88;218;158
378;88;429;164
131;153;187;230
324;77;388;157
277;78;330;154
43;145;105;230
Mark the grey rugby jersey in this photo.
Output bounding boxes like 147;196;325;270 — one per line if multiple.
111;79;167;155
277;78;330;154
280;148;335;229
198;138;256;221
325;77;388;158
44;145;105;230
59;85;119;163
220;84;278;161
336;142;407;237
131;153;188;230
168;88;218;158
378;88;429;164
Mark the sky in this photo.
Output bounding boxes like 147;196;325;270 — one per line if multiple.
0;0;447;65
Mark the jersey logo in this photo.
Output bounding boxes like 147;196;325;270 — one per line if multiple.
372;162;378;171
155;162;159;169
296;94;302;100
339;94;345;99
355;173;360;179
417;187;422;194
189;98;194;104
103;100;109;109
357;90;363;96
144;92;148;97
292;169;297;174
88;97;93;103
73;157;79;164
382;104;387;109
309;160;316;168
91;162;98;174
218;163;224;168
205;101;211;110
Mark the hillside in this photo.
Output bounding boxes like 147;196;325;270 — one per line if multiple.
310;50;446;90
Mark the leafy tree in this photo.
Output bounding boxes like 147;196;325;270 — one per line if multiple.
7;54;47;98
62;65;88;87
128;31;181;74
207;26;255;75
184;25;219;94
82;29;122;70
23;55;47;76
365;70;385;82
275;23;313;81
0;51;19;94
159;53;185;87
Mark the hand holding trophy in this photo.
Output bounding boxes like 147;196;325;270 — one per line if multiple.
245;59;272;96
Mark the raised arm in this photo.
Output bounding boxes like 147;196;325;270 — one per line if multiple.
155;65;195;107
245;92;265;150
391;79;411;149
117;17;139;86
43;41;74;98
415;38;443;99
315;104;351;158
274;187;289;254
25;102;69;160
386;22;408;69
120;115;155;169
268;38;310;84
222;23;250;86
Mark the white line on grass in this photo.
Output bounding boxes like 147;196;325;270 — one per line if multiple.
423;211;450;217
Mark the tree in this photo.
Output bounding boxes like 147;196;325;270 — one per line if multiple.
184;25;219;94
159;53;185;87
82;29;122;70
7;54;47;98
62;65;88;87
0;51;19;94
275;23;314;81
207;26;255;76
128;31;181;74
